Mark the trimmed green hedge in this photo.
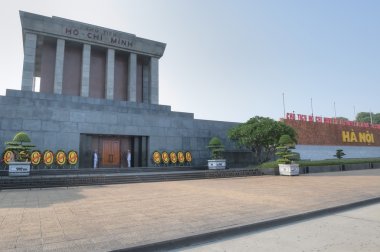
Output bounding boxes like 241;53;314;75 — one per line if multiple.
259;158;380;169
258;161;278;169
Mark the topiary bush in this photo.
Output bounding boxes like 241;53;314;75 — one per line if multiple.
5;131;35;162
275;134;296;164
208;137;225;159
289;152;300;161
12;132;32;143
334;149;346;159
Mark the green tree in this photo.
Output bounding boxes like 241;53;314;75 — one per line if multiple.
228;116;297;163
335;117;349;121
356;112;380;124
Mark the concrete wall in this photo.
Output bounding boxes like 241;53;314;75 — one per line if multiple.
0;90;239;167
295;145;380;160
299;165;341;174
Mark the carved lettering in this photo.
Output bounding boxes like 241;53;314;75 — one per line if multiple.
64;26;133;48
110;37;133;48
65;28;79;36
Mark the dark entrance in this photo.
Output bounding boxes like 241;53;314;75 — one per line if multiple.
79;134;148;168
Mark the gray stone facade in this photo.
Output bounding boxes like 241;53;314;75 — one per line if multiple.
19;11;165;58
20;11;165;103
128;53;137;102
105;48;115;100
1;11;244;168
80;44;91;97
53;39;65;94
21;33;37;91
0;90;238;167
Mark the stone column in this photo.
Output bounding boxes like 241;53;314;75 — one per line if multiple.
150;57;159;104
53;39;65;94
128;53;137;102
81;44;91;97
142;64;149;103
106;48;115;100
133;136;140;167
21;33;37;91
141;136;148;167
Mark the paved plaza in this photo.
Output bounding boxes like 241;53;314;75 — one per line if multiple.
1;169;380;251
183;202;380;251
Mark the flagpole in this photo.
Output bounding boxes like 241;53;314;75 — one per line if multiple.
311;98;314;116
282;92;286;119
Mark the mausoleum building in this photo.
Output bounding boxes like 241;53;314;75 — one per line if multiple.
20;11;164;104
0;11;240;168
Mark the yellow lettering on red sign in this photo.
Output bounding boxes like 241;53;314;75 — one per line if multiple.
342;131;350;142
342;130;375;144
358;132;366;143
350;131;358;142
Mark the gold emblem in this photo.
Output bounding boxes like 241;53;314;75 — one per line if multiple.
169;151;177;164
185;151;192;162
162;151;169;164
43;150;54;166
3;150;14;165
177;151;185;163
30;151;41;165
56;151;66;166
67;150;78;165
153;151;161;164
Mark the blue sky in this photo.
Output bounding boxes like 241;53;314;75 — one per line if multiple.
0;0;379;122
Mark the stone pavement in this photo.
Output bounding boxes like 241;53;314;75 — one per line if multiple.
183;203;380;251
0;169;380;251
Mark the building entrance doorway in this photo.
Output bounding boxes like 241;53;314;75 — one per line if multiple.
79;134;148;168
102;139;120;167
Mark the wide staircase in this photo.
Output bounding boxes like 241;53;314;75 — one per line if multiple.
0;167;260;190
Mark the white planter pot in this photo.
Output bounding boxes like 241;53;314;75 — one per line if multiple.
8;162;31;176
208;159;226;169
279;163;299;176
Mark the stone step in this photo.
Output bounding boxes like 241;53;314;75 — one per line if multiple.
28;166;202;176
0;168;260;190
